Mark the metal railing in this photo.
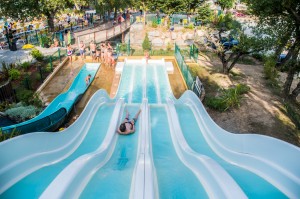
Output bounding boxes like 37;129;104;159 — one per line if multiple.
175;43;204;98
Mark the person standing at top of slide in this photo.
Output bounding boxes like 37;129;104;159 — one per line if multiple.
79;41;85;61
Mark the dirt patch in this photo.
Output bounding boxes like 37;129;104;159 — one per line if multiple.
168;59;187;98
197;55;300;147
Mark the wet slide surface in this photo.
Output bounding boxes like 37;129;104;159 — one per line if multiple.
0;59;299;198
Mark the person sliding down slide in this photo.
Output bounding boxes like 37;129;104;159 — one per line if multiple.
117;109;141;135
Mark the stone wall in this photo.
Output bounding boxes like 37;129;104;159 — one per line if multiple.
127;24;207;49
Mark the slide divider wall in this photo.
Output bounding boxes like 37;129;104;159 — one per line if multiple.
0;90;110;194
166;99;247;199
40;98;125;199
178;91;300;198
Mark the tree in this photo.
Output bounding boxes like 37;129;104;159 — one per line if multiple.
217;0;235;11
247;0;300;99
196;3;213;24
201;14;263;74
142;33;151;51
0;0;88;31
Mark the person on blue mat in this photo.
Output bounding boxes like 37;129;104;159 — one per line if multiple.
117;109;141;135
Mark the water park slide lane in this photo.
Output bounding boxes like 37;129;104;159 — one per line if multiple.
174;90;300;198
1;59;300;198
165;100;247;198
1;63;100;134
0;90;112;196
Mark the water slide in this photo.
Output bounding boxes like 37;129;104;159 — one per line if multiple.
1;63;100;134
0;59;300;198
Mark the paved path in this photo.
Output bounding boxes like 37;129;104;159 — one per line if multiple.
0;46;62;67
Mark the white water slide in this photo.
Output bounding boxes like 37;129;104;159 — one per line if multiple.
0;59;299;199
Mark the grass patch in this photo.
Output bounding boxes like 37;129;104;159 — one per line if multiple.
0;128;20;142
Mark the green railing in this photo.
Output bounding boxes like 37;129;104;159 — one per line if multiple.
175;43;204;98
175;43;194;89
190;44;199;62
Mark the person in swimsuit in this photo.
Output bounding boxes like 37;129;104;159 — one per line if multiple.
90;40;96;60
96;49;101;62
117;109;141;135
79;41;85;61
85;74;91;86
67;44;73;64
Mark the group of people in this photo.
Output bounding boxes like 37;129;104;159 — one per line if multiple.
78;40;116;67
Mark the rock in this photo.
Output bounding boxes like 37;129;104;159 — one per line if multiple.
148;30;160;37
171;32;177;40
152;38;164;47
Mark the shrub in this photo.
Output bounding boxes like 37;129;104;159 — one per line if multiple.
152;20;158;28
263;57;278;87
8;68;21;80
21;61;31;70
0;128;20;142
142;33;151;51
251;53;264;61
167;42;172;51
185;23;194;29
205;84;250;111
30;48;44;61
5;104;42;122
16;89;34;104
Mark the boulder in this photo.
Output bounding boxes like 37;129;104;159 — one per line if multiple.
171;32;177;40
151;38;164;47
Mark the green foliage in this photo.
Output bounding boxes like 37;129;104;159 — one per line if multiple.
218;0;235;10
236;57;256;65
0;128;20;142
8;68;21;80
152;20;158;28
119;43;127;52
142;33;151;51
45;63;53;73
263;56;278;82
16;89;34;104
167;42;172;51
185;23;194;29
251;53;264;61
196;3;213;24
5;103;42;122
205;84;250;111
0;101;10;112
30;48;44;61
20;61;31;70
284;103;300;129
39;35;51;47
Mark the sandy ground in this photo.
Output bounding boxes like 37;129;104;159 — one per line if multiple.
197;54;300;147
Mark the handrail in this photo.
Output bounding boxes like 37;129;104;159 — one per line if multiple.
40;98;124;199
165;99;247;198
179;90;300;198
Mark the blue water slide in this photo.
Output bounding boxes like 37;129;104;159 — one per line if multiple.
1;63;100;134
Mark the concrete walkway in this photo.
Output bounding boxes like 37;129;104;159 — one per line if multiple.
0;46;63;66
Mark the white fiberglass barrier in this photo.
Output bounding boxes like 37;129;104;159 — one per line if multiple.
175;90;300;198
166;99;247;199
130;99;158;199
40;98;124;199
0;90;111;194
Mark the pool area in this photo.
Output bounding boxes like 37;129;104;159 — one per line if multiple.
0;59;299;198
